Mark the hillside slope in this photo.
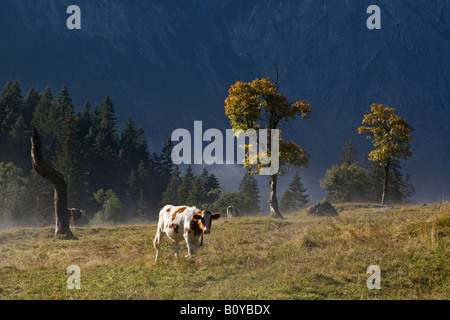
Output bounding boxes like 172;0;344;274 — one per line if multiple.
0;202;448;300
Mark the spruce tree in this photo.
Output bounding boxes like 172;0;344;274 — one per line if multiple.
369;160;413;204
0;81;23;138
9;87;41;169
119;116;141;203
338;140;360;166
204;172;221;205
400;173;415;202
91;96;120;192
22;88;41;128
156;136;174;188
177;166;195;204
95;96;119;158
31;87;57;159
123;169;138;218
321;163;371;203
77;101;92;139
280;172;309;212
0;81;23;164
53;86;87;206
150;136;174;206
161;165;182;206
8;115;29;166
23;169;54;225
136;160;150;214
187;176;205;207
239;170;261;214
120;116;139;168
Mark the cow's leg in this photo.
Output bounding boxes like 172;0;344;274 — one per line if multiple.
153;227;164;262
184;234;196;258
171;241;179;259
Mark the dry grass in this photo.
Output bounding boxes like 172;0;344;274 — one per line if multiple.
0;203;448;300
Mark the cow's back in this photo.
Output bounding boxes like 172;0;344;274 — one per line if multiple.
159;205;197;242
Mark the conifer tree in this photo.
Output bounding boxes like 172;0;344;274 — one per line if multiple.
136;128;151;168
76;101;93;176
239;169;261;214
338;140;360;166
280;172;309;212
22;88;41;128
0;81;23;164
53;86;87;205
22;169;54;224
149;136;174;206
187;176;205;207
0;81;23;137
368;160;413;204
204;172;221;205
137;189;149;217
119;116;141;201
31;87;57;159
156;136;174;187
10;87;41;169
161;165;182;206
0;162;26;223
120;116;139;167
197;168;221;205
177;166;195;204
91;96;120;192
401;173;415;202
321;163;371;203
95;96;119;158
77;101;92;139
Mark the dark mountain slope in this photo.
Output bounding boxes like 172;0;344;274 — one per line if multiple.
1;0;449;201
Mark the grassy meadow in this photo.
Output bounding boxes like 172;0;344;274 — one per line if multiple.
0;202;449;300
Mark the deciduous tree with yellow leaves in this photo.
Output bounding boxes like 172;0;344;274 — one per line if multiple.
225;76;311;218
358;103;414;205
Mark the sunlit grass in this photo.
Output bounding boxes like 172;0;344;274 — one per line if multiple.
0;202;448;299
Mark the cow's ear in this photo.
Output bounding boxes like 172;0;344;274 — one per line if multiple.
212;212;220;220
192;214;202;221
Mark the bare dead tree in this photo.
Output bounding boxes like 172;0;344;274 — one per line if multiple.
30;128;75;239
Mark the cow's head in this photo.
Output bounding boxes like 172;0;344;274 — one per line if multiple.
192;210;220;234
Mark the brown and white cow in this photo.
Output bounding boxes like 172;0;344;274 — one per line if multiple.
153;205;220;261
67;208;87;227
227;206;240;218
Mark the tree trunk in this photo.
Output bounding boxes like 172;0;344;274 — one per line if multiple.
381;159;391;205
269;174;284;218
30;128;74;239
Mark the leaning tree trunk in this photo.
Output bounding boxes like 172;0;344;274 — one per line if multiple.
269;174;284;218
31;128;74;239
381;159;391;206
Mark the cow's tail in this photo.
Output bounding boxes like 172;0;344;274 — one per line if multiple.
153;221;163;250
